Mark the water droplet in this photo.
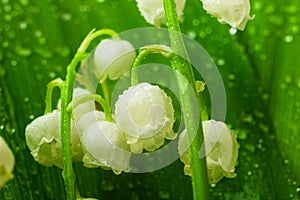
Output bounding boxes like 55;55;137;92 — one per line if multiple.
49;72;56;78
41;59;47;65
229;27;237;35
187;30;197;39
79;5;91;13
216;59;225;66
101;180;114;191
285;76;292;83
192;19;200;26
11;60;18;66
228;73;236;80
284;35;294;43
237;130;247;140
247;171;252;176
4;5;12;12
2;41;9;48
20;0;29;6
24;97;30;102
61;12;72;21
97;0;105;3
205;27;213;34
29;115;35;120
16;47;32;57
158;191;170;199
19;21;28;30
34;30;43;38
260;54;267;61
284;159;289;165
296;187;300;192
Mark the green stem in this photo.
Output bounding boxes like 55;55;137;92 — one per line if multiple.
66;94;113;122
45;78;64;114
163;0;210;199
131;45;173;86
60;29;118;200
100;79;111;107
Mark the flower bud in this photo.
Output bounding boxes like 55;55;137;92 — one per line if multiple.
81;121;131;174
0;136;15;188
135;0;186;27
178;120;238;184
200;0;254;30
114;82;176;153
25;110;83;168
93;39;136;82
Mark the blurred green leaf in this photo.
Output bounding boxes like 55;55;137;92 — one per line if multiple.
0;0;299;199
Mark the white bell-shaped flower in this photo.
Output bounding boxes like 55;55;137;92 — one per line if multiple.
178;120;238;184
200;0;254;30
75;110;105;136
0;136;15;188
81;121;131;174
114;82;176;153
135;0;186;27
93;39;136;82
25;110;83;168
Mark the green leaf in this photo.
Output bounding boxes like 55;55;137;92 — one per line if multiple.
0;0;299;199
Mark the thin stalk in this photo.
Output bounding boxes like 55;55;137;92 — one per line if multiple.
60;29;118;200
66;94;113;122
100;79;111;107
163;0;210;199
45;78;64;114
131;45;173;86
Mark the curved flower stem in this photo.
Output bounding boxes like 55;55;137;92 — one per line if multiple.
100;79;111;107
131;45;173;86
66;94;113;122
45;78;64;114
60;29;118;200
163;0;210;199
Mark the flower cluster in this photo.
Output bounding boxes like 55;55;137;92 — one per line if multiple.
25;38;177;174
135;0;253;30
25;83;176;174
178;120;238;184
0;136;15;188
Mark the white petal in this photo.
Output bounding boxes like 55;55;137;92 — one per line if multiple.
0;136;15;188
135;0;186;27
93;39;136;82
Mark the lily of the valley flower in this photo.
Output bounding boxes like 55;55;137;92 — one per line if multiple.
81;121;131;175
114;82;176;153
0;136;15;188
178;120;238;184
135;0;186;27
25;110;83;168
93;39;136;82
200;0;254;30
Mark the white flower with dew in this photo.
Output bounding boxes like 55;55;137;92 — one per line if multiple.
25;110;83;168
114;82;176;153
0;136;15;188
200;0;254;30
135;0;186;27
178;120;238;184
93;39;136;82
81;121;131;175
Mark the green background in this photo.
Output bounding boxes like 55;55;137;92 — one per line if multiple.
0;0;299;199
